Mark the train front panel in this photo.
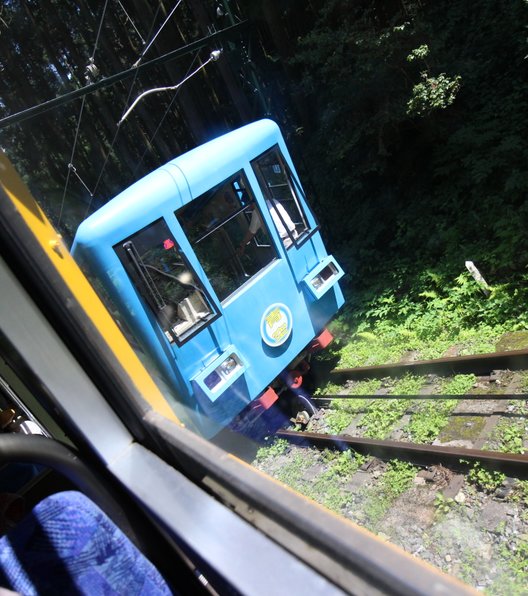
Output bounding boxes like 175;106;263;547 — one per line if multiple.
72;120;344;437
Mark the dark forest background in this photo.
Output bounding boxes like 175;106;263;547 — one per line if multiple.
1;0;527;307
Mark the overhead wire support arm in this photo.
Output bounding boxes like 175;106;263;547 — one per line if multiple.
0;21;247;130
118;50;222;125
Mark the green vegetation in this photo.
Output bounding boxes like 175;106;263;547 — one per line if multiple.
433;492;455;516
407;375;474;442
491;538;528;596
359;376;423;439
305;450;366;513
511;481;528;510
466;410;526;492
255;445;365;514
332;293;514;370
522;373;528;389
467;463;505;493
492;419;525;455
407;399;457;443
292;2;528;334
440;375;476;396
363;460;417;529
323;379;381;434
255;438;289;462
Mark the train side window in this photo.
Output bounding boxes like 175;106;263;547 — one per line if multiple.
114;219;217;345
251;147;311;249
176;172;278;302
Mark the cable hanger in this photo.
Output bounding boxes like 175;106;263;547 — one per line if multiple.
132;51;201;178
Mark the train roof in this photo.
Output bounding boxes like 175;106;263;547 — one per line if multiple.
73;119;283;249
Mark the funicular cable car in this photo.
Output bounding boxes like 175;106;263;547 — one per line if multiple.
72;120;345;437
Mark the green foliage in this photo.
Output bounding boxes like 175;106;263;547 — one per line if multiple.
492;419;525;454
440;374;476;395
306;450;366;512
407;44;430;62
511;480;528;506
391;375;425;395
323;379;382;433
290;0;528;307
407;72;462;116
467;463;505;493
332;257;524;371
325;408;358;434
408;398;458;443
381;460;416;498
359;399;407;439
491;537;528;595
364;460;416;527
434;492;455;515
266;447;366;514
255;438;289;462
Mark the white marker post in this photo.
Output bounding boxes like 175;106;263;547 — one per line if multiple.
465;261;491;297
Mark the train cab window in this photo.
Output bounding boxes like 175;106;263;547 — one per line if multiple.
251;147;311;248
114;219;217;344
176;173;278;302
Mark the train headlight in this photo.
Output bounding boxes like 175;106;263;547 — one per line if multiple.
310;262;338;290
311;274;324;290
302;255;345;300
220;356;238;376
197;350;245;401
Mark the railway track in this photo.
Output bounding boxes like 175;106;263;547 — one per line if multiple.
253;347;528;593
283;348;528;475
276;429;528;480
329;347;528;381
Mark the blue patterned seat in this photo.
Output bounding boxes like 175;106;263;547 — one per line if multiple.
0;491;172;595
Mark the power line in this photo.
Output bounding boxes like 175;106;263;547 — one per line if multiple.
116;0;146;45
58;0;110;226
0;21;247;130
133;0;184;67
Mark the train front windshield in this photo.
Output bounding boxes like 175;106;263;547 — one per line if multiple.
177;172;278;302
114;219;217;345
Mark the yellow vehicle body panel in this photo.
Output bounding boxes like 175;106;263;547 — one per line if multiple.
0;152;180;424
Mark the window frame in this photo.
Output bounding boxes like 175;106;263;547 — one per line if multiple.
114;217;220;348
250;145;319;251
176;171;279;303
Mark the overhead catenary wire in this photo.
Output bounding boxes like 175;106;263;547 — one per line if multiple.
90;48;222;212
91;0;110;61
133;0;184;68
56;5;230;221
87;2;165;206
0;23;246;129
116;0;146;46
70;0;191;216
58;0;109;226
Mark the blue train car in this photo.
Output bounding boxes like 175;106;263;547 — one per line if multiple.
72;120;344;437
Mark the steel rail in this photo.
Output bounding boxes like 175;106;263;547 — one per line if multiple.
330;348;528;381
313;393;527;402
276;429;528;480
